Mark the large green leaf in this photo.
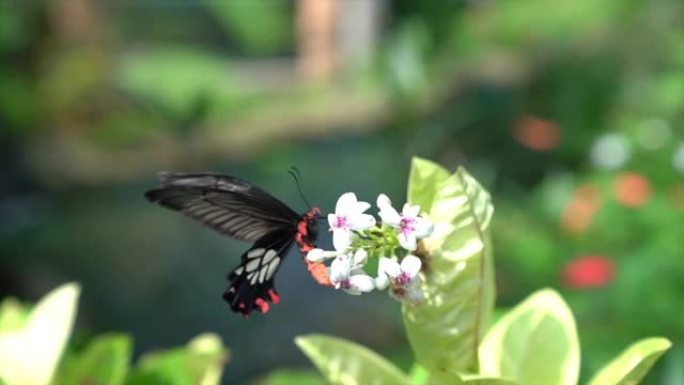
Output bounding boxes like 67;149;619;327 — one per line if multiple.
57;334;132;385
0;298;28;333
403;161;495;372
295;334;413;385
479;289;580;385
461;374;519;385
0;283;80;385
407;157;451;214
259;369;326;385
588;337;672;385
127;334;228;385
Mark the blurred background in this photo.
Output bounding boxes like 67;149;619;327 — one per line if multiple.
1;0;683;383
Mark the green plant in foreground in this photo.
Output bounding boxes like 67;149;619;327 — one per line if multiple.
0;284;228;385
0;158;672;385
288;158;672;385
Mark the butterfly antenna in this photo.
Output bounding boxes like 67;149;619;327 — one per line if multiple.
288;167;313;211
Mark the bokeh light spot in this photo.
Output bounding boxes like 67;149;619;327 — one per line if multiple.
512;116;561;151
562;255;616;289
613;172;652;208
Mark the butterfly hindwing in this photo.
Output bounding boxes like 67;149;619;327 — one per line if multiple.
145;172;298;242
223;228;295;316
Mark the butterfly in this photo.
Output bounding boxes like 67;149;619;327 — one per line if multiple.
145;172;328;317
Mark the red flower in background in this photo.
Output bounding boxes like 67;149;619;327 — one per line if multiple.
512;116;562;151
613;172;652;208
562;255;616;289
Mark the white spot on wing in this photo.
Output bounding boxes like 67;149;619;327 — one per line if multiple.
263;250;277;264
266;258;280;280
246;258;261;272
258;265;268;283
247;248;265;259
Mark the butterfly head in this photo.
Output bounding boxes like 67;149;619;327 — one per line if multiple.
296;207;320;253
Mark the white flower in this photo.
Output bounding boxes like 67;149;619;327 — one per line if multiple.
306;248;340;263
376;255;424;304
329;255;375;295
377;194;433;251
328;193;376;251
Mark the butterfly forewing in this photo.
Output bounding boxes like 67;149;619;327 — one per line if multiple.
145;173;298;242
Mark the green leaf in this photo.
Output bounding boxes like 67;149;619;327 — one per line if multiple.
0;298;29;333
407;157;451;215
127;333;228;385
0;283;80;385
259;369;326;385
403;165;495;372
426;370;464;385
479;289;580;385
409;364;429;385
461;374;519;385
57;334;132;385
295;334;413;385
588;337;672;385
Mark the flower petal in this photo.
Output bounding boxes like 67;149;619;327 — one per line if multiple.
348;213;376;231
375;274;389;290
378;257;401;278
400;255;422;278
398;232;417;251
335;192;358;214
307;248;339;262
349;275;375;293
402;203;421;218
329;256;351;283
379;208;401;227
376;194;392;210
306;248;325;262
342;287;362;295
353;249;368;265
352;201;371;213
414;217;434;238
327;213;338;229
332;229;352;251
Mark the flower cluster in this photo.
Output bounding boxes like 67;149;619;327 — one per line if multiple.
307;193;433;304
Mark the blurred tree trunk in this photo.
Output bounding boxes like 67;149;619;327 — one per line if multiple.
337;0;385;69
296;0;385;80
296;0;336;81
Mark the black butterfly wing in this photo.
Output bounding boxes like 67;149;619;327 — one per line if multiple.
223;228;295;316
145;172;299;242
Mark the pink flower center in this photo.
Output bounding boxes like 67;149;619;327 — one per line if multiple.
399;217;416;235
394;271;413;286
338;279;352;290
334;215;348;229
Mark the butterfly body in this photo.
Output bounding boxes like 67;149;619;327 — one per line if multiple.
145;172;320;317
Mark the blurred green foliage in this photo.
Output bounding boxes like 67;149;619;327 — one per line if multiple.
0;284;229;385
